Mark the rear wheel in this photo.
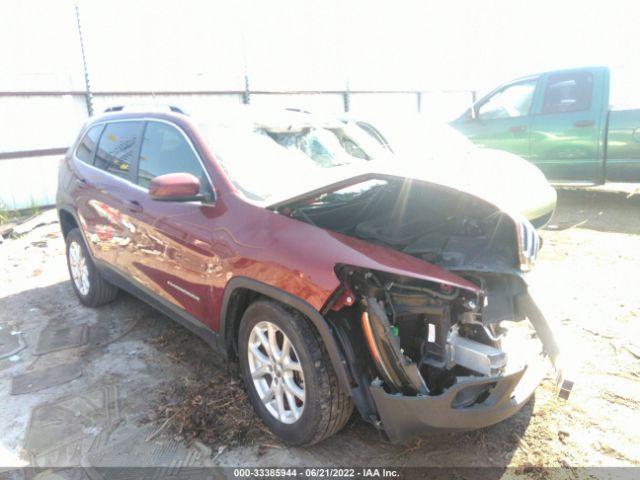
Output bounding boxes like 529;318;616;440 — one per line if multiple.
65;228;119;307
238;300;353;445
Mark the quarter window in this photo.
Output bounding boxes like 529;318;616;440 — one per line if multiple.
477;80;537;120
542;72;593;114
94;122;143;180
137;122;208;192
75;125;102;164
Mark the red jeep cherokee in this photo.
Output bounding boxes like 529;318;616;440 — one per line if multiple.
57;105;570;445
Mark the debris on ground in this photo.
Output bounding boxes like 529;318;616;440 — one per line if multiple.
0;223;15;238
10;209;59;237
622;343;640;359
141;371;272;449
142;329;273;450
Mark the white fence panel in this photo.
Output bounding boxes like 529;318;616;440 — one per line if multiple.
0;155;60;210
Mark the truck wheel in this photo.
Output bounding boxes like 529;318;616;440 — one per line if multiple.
65;228;119;307
239;300;353;445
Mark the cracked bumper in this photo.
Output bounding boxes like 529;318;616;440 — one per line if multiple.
370;357;546;443
369;292;572;444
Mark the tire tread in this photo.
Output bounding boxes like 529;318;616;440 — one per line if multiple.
240;300;353;445
287;305;352;444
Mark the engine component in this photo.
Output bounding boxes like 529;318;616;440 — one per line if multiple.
445;328;506;376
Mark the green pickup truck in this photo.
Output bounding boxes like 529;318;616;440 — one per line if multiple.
451;66;640;185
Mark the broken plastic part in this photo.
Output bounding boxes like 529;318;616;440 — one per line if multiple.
515;292;574;400
362;298;428;395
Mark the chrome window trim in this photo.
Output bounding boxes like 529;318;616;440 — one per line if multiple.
72;117;215;196
73;124;104;165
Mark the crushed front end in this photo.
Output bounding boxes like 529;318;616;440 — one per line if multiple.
276;175;572;443
330;265;569;442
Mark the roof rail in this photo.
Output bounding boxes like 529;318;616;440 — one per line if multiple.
103;104;188;115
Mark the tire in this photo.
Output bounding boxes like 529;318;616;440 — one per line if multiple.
238;300;353;446
65;228;119;307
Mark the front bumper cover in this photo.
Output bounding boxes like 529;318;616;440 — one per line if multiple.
370;357;545;443
368;292;572;443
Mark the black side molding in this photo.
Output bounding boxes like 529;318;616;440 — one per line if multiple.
96;261;222;353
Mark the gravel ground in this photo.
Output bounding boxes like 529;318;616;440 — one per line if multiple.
0;189;638;474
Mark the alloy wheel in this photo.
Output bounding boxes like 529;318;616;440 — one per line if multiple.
247;321;305;424
69;241;90;296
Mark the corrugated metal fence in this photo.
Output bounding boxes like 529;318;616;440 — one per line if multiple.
0;87;475;210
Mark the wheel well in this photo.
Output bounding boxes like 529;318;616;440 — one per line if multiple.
222;288;329;363
59;209;78;239
219;278;354;393
223;287;262;360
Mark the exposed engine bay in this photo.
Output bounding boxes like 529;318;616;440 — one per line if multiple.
281;177;524;274
275;177;570;420
333;267;523;407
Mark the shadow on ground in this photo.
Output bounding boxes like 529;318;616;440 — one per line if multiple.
547;189;640;235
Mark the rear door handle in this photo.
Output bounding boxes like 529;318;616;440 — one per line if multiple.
125;199;143;213
574;120;595;128
509;125;527;133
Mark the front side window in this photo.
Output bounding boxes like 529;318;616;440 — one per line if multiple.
137;122;209;192
542;72;593;114
94;122;143;180
477;80;537;120
75;125;102;164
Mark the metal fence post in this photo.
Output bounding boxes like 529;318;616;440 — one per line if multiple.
343;80;351;113
416;91;422;113
243;75;251;104
74;2;93;116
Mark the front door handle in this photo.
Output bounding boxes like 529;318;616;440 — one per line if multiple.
125;199;143;213
509;125;527;133
574;120;595;128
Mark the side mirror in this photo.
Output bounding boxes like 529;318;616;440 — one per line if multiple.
149;173;210;202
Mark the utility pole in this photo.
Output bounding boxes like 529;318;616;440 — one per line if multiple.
74;2;93;116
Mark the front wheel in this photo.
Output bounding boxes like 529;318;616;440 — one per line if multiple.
238;300;353;446
65;228;119;307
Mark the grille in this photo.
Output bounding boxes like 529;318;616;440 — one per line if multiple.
518;219;539;270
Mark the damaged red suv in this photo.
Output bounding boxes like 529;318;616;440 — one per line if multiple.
57;105;570;445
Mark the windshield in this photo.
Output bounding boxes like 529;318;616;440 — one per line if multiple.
202;118;389;203
201;112;476;205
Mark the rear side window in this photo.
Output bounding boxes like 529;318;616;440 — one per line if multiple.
137;122;209;192
94;122;143;180
75;125;102;164
542;72;593;114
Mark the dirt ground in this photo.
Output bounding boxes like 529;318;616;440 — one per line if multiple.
0;188;639;475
